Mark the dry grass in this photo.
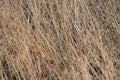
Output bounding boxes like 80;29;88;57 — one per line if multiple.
0;0;120;80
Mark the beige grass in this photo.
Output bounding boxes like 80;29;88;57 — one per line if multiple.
0;0;120;80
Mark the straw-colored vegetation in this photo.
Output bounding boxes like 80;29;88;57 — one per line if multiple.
0;0;120;80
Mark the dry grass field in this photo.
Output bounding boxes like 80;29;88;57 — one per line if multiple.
0;0;120;80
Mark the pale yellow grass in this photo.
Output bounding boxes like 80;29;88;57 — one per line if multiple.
0;0;120;80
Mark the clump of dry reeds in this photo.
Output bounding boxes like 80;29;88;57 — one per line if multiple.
0;0;120;80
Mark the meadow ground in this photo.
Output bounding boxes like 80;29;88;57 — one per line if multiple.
0;0;120;80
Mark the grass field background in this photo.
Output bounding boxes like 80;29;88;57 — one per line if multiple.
0;0;120;80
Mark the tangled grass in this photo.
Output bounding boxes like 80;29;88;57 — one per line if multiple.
0;0;120;80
